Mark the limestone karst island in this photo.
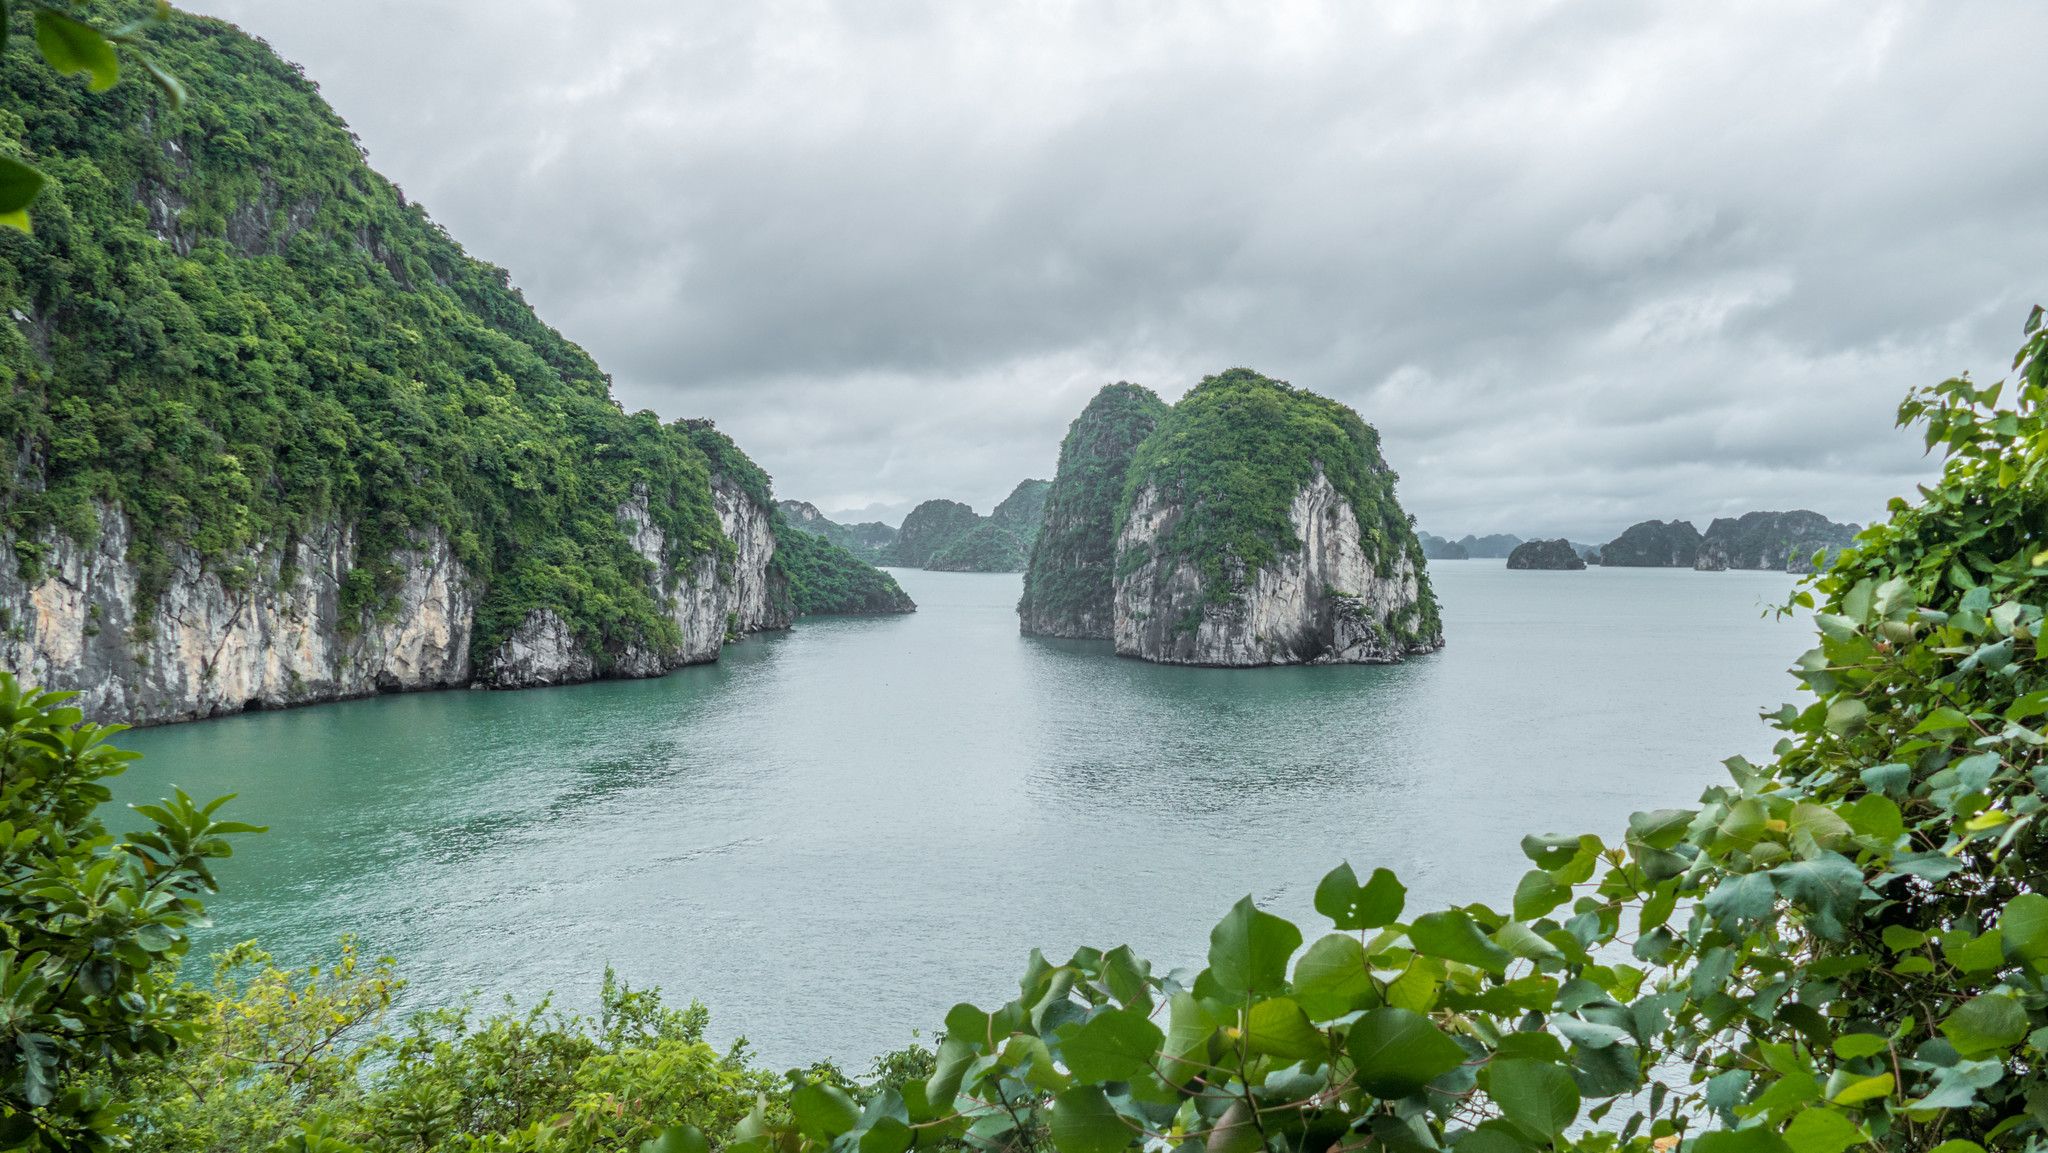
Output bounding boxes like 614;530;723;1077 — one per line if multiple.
2;3;2043;1152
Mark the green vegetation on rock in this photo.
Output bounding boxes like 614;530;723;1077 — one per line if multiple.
882;499;981;567
989;479;1051;546
0;3;757;670
1505;538;1586;570
925;519;1028;572
1119;368;1438;642
1018;383;1168;637
772;525;915;615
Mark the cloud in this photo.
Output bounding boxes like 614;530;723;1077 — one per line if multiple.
192;0;2048;536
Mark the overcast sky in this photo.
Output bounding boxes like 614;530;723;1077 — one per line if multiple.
194;1;2048;537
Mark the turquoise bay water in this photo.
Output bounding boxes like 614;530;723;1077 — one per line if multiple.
117;563;1805;1068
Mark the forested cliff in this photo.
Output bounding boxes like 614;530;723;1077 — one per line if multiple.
1021;372;1441;665
0;4;902;723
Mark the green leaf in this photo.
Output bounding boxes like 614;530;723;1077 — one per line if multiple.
789;1082;860;1142
639;1125;709;1153
1347;1008;1467;1099
1520;833;1583;870
1487;1059;1579;1140
1059;1006;1163;1082
1830;1073;1892;1105
1767;854;1868;939
35;10;121;92
860;1117;913;1153
1205;896;1301;1002
1782;1108;1864;1153
1940;994;2029;1056
2000;892;2048;964
1048;1084;1129;1153
0;156;46;217
1704;872;1776;927
1314;862;1405;929
1627;808;1693;850
1291;933;1376;1020
1696;1130;1794;1153
1245;997;1326;1061
925;1036;975;1111
1408;910;1512;974
1831;1033;1887;1060
1512;869;1569;920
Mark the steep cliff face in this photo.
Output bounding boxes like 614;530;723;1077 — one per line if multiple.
1600;520;1703;567
1113;472;1436;665
0;503;473;724
1695;510;1859;573
1098;370;1440;666
487;479;790;688
3;479;791;721
1019;384;1170;638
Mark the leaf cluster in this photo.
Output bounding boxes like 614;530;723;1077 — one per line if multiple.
0;671;258;1149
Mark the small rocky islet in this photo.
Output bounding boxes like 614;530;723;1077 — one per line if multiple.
1020;371;1444;667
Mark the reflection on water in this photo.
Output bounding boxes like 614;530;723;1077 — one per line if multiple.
116;562;1805;1067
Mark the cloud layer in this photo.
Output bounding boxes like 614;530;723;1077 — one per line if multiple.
196;1;2048;536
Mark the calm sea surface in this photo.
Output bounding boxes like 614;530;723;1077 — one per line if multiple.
116;562;1806;1069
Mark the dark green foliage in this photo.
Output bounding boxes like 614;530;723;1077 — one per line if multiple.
771;525;914;616
113;947;779;1152
1599;519;1702;567
0;3;746;669
988;478;1050;547
1119;369;1438;640
1018;383;1167;636
1504;538;1585;570
0;672;257;1149
926;520;1028;572
1697;509;1860;573
882;499;980;567
776;501;896;561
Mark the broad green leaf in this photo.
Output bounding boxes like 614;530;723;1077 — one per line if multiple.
1059;1006;1162;1082
1830;1073;1892;1105
1101;945;1151;1008
1627;808;1693;850
1205;896;1301;1002
789;1083;860;1142
1408;910;1512;974
1696;1130;1794;1153
640;1126;709;1153
1783;1108;1865;1153
1049;1084;1129;1153
926;1036;975;1111
1767;854;1867;939
0;157;45;217
1347;1007;1466;1099
1291;933;1376;1019
1704;872;1776;926
2000;892;2048;964
1314;862;1404;929
1245;997;1325;1061
860;1118;912;1153
1512;869;1569;920
35;11;121;92
1487;1059;1579;1140
1160;991;1218;1086
1940;994;2028;1056
1520;833;1583;870
1831;1034;1887;1060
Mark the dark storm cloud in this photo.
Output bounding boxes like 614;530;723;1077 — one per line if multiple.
197;0;2048;535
